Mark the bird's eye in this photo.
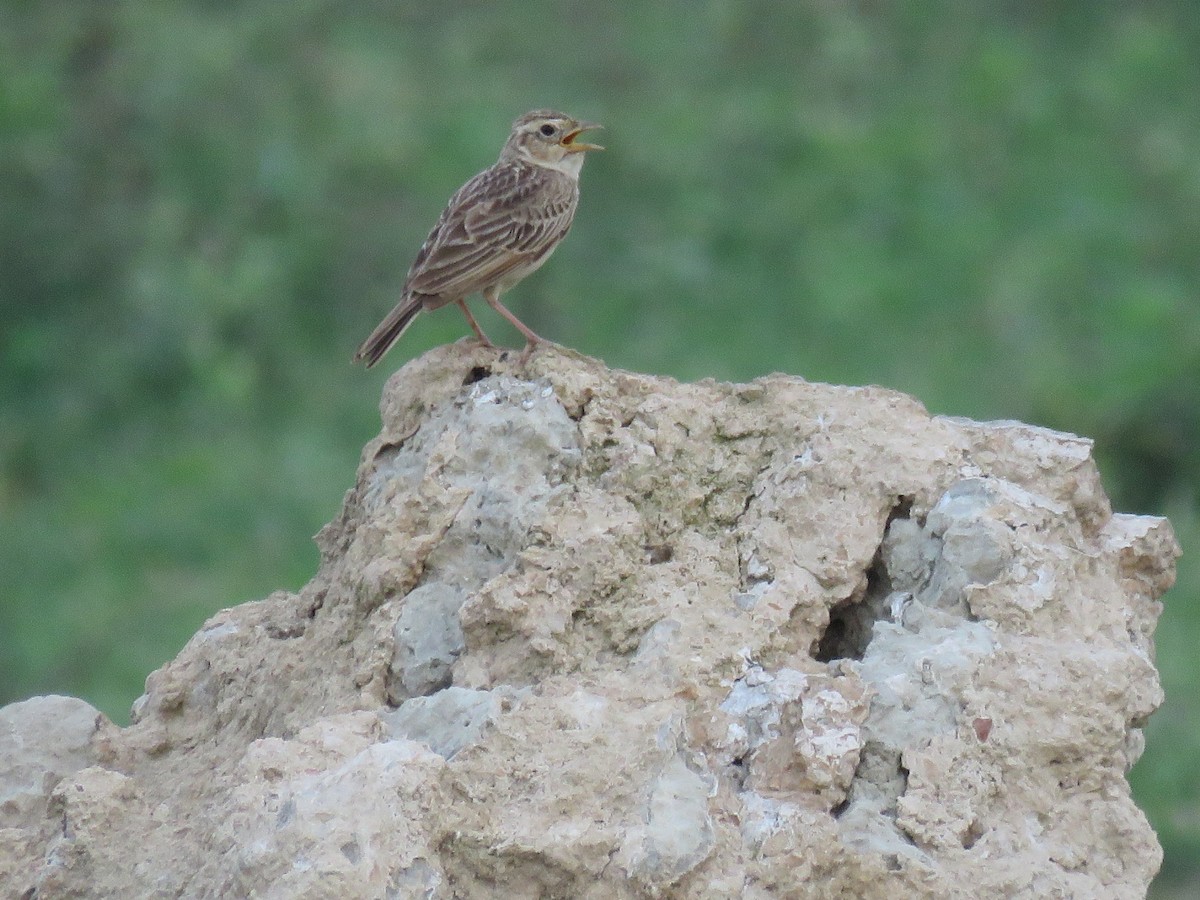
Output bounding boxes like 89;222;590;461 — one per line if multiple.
539;123;557;137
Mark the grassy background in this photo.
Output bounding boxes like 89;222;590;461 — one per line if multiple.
2;2;1196;892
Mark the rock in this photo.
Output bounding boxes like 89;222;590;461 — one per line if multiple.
0;696;105;828
0;344;1178;898
383;685;526;759
0;696;109;893
388;582;468;701
614;753;716;884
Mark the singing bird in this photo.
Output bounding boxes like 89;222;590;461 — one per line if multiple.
354;109;603;367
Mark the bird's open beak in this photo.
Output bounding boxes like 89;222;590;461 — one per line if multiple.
562;121;604;152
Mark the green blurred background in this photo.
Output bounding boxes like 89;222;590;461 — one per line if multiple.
2;1;1196;893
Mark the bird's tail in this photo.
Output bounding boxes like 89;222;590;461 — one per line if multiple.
353;296;423;368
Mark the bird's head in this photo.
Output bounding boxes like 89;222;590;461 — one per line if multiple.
500;109;603;176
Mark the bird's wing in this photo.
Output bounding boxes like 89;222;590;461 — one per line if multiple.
404;163;578;298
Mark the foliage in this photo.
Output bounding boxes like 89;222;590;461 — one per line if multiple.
2;1;1197;892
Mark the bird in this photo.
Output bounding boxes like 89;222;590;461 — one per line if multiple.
354;109;603;368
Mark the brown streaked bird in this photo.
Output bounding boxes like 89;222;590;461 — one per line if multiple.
354;109;603;367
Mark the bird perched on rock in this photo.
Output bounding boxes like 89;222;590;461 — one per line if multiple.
354;109;603;367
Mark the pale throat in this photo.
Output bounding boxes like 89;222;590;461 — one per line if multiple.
517;146;585;178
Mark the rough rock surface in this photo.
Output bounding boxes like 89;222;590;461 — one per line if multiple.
0;344;1179;899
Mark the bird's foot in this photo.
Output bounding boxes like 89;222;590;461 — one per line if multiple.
516;339;541;367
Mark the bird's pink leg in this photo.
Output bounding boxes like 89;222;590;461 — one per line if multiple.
456;299;494;347
482;287;544;362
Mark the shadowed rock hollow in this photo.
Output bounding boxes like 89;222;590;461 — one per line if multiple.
0;344;1178;898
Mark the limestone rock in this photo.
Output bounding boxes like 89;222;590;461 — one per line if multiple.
0;344;1177;898
0;696;105;828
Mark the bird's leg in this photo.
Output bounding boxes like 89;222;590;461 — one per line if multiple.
456;299;494;347
482;287;544;362
516;341;539;366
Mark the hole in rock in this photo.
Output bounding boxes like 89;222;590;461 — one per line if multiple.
814;552;890;662
644;544;674;565
813;497;913;662
567;388;594;422
374;441;402;462
463;365;492;385
961;819;984;849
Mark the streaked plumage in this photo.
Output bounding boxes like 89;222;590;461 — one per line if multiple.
354;109;602;367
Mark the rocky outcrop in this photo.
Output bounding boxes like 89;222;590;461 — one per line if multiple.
0;344;1178;898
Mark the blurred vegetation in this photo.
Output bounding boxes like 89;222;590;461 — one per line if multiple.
1;1;1196;893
